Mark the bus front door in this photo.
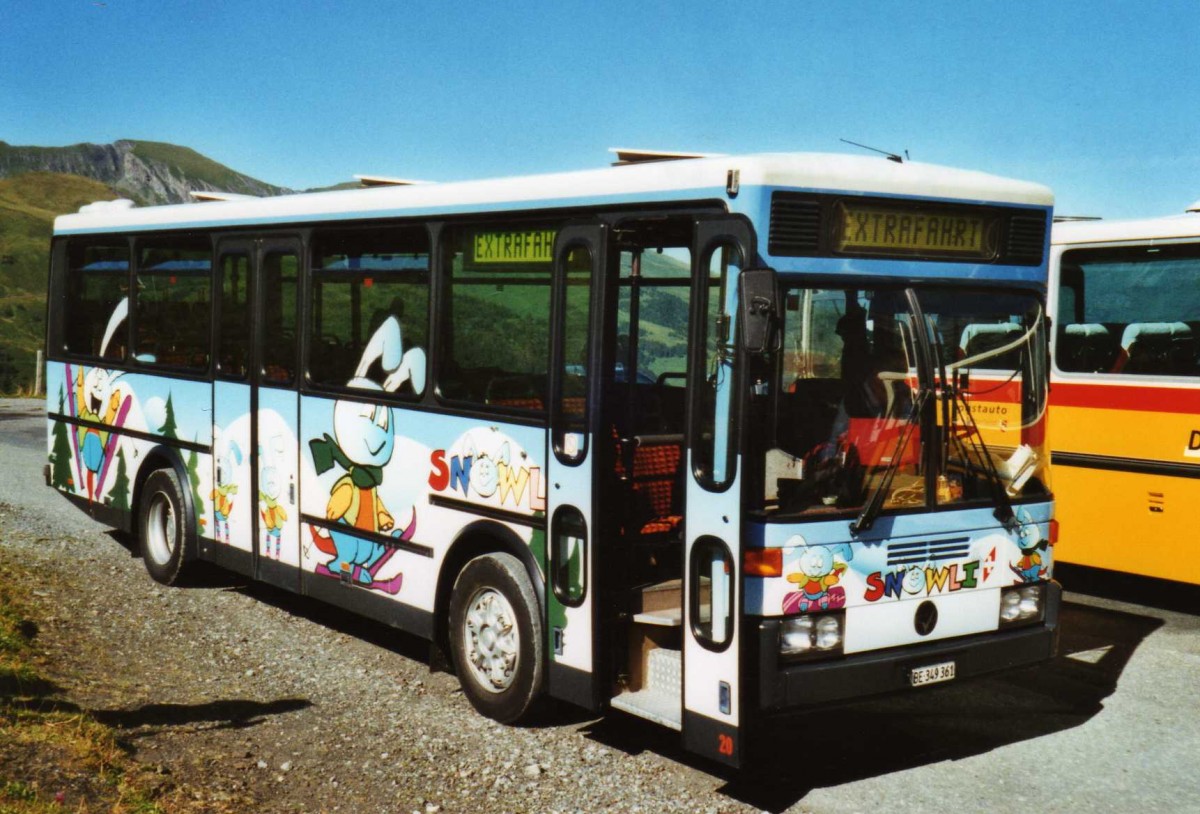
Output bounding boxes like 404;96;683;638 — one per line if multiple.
683;217;756;768
544;223;609;711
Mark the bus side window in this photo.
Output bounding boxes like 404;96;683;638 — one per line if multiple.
135;237;212;370
438;224;555;410
63;240;130;361
1057;248;1200;376
308;228;430;394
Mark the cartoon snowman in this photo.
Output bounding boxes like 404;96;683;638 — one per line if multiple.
783;541;853;613
308;316;422;591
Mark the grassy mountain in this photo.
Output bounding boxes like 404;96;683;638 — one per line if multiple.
0;172;118;393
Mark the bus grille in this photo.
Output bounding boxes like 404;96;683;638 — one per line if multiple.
768;193;822;255
1006;215;1047;264
886;536;971;566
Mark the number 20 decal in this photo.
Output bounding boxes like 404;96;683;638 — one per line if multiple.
718;733;735;757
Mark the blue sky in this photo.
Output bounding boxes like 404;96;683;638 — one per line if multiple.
3;1;1198;218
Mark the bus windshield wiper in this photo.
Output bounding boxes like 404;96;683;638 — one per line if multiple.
946;384;1015;528
849;387;929;535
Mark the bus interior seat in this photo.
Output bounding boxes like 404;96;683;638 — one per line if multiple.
958;323;1023;367
1111;322;1195;374
1058;323;1117;373
484;374;546;409
613;429;684;538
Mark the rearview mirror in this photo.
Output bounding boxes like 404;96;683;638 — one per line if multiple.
739;267;780;354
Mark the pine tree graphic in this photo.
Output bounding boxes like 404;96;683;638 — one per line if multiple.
186;445;205;527
50;383;75;490
160;393;179;439
108;448;130;511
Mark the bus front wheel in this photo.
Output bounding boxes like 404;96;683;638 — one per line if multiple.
138;468;195;586
449;553;545;723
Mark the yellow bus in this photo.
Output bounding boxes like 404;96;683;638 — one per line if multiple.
1049;204;1200;585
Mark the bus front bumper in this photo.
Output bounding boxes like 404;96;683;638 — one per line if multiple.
752;581;1062;713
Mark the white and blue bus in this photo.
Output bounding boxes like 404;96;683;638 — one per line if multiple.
45;150;1058;766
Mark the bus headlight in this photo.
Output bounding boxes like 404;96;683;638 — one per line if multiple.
999;584;1045;626
780;616;814;655
780;612;844;659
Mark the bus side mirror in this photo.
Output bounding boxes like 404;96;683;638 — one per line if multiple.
739;267;780;354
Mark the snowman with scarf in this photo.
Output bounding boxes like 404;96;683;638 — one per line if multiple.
308;316;423;591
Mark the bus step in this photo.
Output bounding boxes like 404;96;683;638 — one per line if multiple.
631;606;681;626
610;647;681;731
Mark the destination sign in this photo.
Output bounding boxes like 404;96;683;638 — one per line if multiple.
836;203;996;259
471;229;557;265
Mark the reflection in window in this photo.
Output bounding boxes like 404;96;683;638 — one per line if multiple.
757;287;1048;518
261;251;298;384
923;289;1049;506
551;506;587;606
554;246;592;461
309;229;430;394
440;224;555;409
218;253;250;379
63;241;130;360
135;238;212;370
691;537;733;648
693;244;739;489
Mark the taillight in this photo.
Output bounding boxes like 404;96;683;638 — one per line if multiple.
744;548;783;577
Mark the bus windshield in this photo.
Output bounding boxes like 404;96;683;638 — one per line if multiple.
759;285;1049;519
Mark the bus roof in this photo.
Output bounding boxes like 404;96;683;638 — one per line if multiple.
55;151;1053;236
1053;210;1200;246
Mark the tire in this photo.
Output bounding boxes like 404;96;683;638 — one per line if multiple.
138;468;195;586
449;553;545;723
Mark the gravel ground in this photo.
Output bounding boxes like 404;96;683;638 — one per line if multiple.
0;509;765;814
5;397;1200;813
0;398;773;814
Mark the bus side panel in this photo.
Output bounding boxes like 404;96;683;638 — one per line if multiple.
207;381;254;568
46;360;213;535
297;394;547;638
1051;388;1200;584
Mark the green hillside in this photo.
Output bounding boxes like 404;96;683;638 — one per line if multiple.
0;172;116;393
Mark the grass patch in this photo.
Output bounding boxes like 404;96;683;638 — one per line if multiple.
0;559;171;814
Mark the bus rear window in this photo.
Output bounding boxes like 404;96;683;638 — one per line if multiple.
63;241;130;361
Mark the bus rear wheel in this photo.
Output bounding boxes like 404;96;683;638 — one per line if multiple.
138;468;195;586
449;553;544;723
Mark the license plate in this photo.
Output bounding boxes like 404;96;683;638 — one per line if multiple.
910;661;956;687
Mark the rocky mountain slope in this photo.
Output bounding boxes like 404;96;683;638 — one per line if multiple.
0;139;290;205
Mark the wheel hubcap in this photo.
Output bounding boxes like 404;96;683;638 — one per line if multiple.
463;588;519;693
146;494;176;565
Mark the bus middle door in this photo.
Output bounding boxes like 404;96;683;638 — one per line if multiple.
252;238;303;590
544;222;608;711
